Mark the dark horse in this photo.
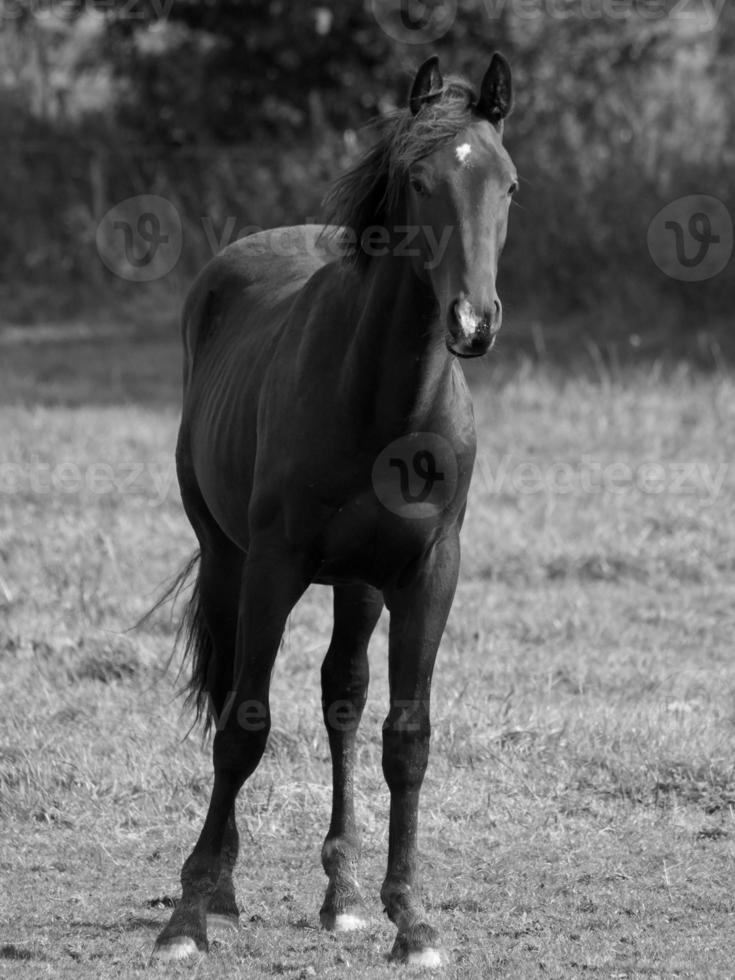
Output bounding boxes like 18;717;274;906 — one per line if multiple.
153;54;516;968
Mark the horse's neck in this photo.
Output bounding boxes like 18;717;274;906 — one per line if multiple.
341;254;451;433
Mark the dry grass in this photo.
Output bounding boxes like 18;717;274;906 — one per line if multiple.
0;336;734;978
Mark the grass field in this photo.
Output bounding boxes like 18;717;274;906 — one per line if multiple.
1;333;734;978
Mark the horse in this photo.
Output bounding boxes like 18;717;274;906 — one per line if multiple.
152;53;517;968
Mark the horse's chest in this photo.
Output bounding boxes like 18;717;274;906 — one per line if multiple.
314;488;456;588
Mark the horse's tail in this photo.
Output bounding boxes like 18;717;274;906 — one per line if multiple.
136;550;213;732
177;557;214;731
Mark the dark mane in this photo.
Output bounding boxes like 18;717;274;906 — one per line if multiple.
321;77;477;266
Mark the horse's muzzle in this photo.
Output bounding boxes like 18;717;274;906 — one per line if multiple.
446;296;501;357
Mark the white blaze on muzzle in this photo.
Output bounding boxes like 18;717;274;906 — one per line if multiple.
455;297;482;339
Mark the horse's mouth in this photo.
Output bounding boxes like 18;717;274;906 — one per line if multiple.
446;336;495;358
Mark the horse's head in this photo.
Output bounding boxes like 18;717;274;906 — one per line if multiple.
404;55;516;358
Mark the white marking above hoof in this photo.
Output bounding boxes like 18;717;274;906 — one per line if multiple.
207;913;239;933
150;935;200;962
332;912;368;932
407;947;444;969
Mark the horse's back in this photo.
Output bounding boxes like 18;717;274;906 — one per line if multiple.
182;224;342;373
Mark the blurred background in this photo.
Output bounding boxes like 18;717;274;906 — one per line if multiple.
1;0;733;363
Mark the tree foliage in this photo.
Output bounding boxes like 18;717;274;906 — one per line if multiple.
1;0;733;340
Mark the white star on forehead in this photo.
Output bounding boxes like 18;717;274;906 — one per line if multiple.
455;143;472;164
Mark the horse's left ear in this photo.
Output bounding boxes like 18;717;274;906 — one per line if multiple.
409;56;444;115
477;53;513;128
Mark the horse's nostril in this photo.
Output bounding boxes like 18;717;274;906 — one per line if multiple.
489;300;502;335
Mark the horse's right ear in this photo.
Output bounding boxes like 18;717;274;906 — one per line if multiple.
409;56;443;115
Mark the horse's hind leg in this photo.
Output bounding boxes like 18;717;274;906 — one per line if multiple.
195;552;243;934
151;533;242;958
194;536;247;931
175;458;245;933
206;806;239;932
320;583;383;932
153;543;307;960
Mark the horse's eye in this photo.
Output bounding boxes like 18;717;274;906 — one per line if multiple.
410;177;428;197
509;181;519;196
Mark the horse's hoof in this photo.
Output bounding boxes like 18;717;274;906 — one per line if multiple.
407;947;444;968
320;895;369;932
389;926;444;968
150;935;202;962
320;907;369;932
207;912;240;934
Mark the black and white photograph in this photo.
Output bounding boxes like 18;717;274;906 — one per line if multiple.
0;1;733;976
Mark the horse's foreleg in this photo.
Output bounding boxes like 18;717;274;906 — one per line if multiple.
320;583;383;931
206;806;240;932
152;549;306;961
380;531;460;968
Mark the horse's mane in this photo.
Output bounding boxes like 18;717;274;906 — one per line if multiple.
322;77;478;267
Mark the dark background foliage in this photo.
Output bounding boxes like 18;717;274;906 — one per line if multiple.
1;0;733;358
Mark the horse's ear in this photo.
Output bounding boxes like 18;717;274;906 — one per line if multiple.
409;56;443;116
477;53;513;127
